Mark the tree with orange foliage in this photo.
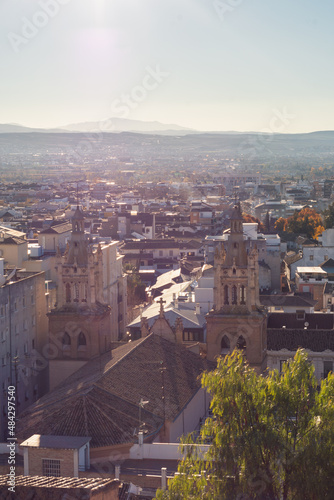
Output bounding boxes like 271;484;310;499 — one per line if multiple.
275;217;288;232
285;207;324;240
242;213;265;232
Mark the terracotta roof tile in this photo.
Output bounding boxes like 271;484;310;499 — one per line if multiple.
17;335;213;447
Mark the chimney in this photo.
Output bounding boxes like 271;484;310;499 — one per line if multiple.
195;303;201;315
161;467;167;490
138;430;144;445
115;465;120;479
175;296;178;309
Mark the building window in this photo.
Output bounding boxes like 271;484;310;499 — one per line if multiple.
296;310;305;320
240;285;246;305
42;459;61;477
159;250;163;257
224;285;229;305
221;335;230;352
169;250;173;256
236;336;246;351
232;285;237;305
183;331;202;342
309;255;314;261
65;283;71;303
62;332;71;346
183;331;194;342
325;255;328;261
78;332;86;347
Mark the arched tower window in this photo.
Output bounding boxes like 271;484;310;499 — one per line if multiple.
78;332;87;347
236;335;246;351
240;285;246;305
74;283;79;302
232;285;237;305
221;335;230;351
65;283;71;303
62;332;71;345
224;285;229;305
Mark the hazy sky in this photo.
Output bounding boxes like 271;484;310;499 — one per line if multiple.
1;0;334;132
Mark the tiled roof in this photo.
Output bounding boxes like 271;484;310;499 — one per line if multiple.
127;299;205;330
17;335;213;448
260;295;316;308
284;252;302;266
40;222;72;234
267;312;334;330
0;475;119;491
320;258;334;268
268;329;334;352
20;434;91;449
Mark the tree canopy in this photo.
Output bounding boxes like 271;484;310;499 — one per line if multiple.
156;349;334;500
242;213;265;232
274;207;324;240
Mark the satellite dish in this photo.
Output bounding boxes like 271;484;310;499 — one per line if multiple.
304;322;309;327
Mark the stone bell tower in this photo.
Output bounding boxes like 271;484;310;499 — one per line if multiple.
206;203;267;373
48;206;111;389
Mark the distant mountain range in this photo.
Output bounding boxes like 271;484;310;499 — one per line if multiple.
0;118;194;135
2;121;334;141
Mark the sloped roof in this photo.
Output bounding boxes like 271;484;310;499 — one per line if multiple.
40;222;72;234
268;329;334;352
127;296;205;330
320;258;334;268
17;335;213;448
151;268;182;290
0;475;119;492
267;312;334;330
20;434;90;449
0;236;26;245
260;295;317;308
284;252;302;266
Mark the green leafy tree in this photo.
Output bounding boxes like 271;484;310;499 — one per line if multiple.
156;350;334;500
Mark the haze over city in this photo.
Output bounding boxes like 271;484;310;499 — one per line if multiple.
2;0;334;133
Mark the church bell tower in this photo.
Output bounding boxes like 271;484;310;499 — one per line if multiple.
206;203;267;373
47;206;111;389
